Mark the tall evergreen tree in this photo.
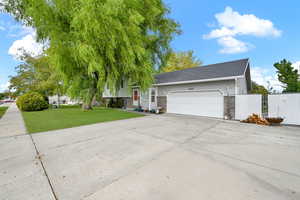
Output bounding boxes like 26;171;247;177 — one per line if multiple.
274;59;300;92
3;0;180;110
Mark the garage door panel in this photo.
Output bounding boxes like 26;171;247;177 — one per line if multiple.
167;91;223;118
169;96;220;103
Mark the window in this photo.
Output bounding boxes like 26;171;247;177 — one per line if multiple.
151;89;156;103
133;90;139;101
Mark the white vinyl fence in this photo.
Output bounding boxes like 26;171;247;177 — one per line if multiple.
268;94;300;125
235;94;262;120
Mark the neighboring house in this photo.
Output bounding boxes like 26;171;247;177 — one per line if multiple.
103;58;251;118
48;95;80;105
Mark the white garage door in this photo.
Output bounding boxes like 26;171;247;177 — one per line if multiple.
167;90;224;118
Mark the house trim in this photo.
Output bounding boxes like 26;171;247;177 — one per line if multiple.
243;58;250;77
167;89;225;96
153;75;244;87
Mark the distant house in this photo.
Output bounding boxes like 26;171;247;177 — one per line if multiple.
48;95;80;105
103;58;252;118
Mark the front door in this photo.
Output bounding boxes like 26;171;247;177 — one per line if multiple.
133;89;139;106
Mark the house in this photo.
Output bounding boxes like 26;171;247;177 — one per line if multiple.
48;95;80;105
103;58;252;119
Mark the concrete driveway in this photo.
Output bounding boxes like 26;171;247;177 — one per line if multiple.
1;114;300;200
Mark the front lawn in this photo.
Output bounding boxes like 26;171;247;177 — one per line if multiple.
0;107;8;118
22;105;144;133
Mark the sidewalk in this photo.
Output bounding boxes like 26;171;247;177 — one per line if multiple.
0;103;27;138
0;104;55;199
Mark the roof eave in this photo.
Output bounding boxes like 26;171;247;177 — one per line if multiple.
243;58;250;77
153;75;244;86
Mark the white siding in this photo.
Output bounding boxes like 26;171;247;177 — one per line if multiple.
236;77;248;94
102;80;131;98
157;80;236;96
140;90;149;110
139;88;158;110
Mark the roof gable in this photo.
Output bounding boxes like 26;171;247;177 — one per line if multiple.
155;58;249;85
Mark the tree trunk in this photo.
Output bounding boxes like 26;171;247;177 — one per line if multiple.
82;85;97;111
82;72;99;111
57;93;60;108
82;101;93;110
82;89;95;110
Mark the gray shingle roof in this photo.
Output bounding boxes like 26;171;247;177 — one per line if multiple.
154;58;249;84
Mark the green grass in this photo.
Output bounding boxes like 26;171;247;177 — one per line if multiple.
0;107;8;118
21;105;144;133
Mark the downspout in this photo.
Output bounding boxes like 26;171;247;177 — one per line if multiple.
138;89;141;108
156;87;158;109
148;88;151;111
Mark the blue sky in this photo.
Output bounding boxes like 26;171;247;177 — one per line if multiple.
1;0;300;92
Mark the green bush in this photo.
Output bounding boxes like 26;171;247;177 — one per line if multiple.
108;98;124;108
17;92;49;112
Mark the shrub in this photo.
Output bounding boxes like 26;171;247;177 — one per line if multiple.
17;92;49;111
108;98;124;108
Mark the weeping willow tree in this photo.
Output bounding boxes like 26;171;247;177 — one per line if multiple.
3;0;179;110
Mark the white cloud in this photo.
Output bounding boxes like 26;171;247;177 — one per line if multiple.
0;19;44;60
217;36;251;54
0;81;10;92
214;7;281;38
8;29;44;60
204;7;282;54
251;67;283;92
292;61;300;74
0;19;45;60
203;27;235;39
